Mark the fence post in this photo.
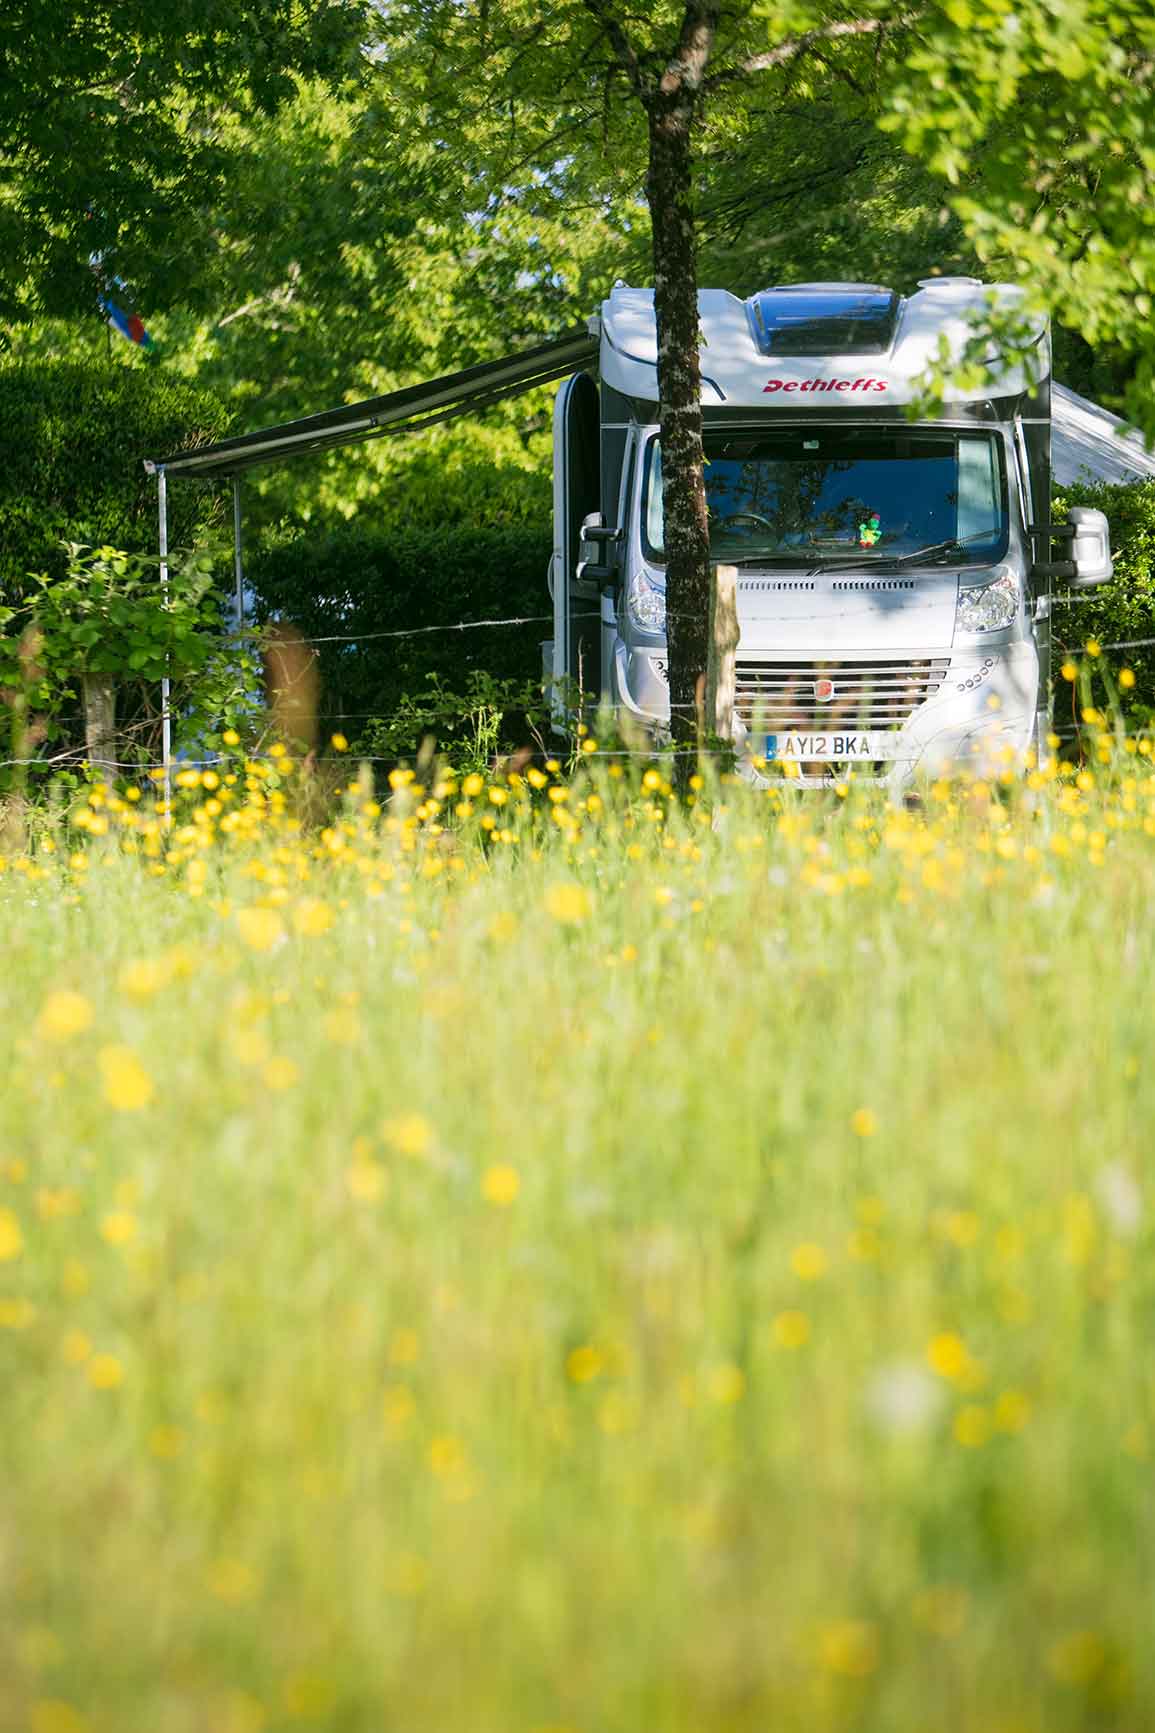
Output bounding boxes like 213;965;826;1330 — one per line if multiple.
706;562;739;741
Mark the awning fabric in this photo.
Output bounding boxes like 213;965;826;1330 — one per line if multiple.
146;329;598;479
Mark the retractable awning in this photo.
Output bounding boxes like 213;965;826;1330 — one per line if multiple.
145;328;599;479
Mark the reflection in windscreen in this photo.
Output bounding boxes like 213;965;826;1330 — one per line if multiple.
643;430;1006;566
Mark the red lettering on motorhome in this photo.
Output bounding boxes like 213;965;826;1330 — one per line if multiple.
763;377;888;394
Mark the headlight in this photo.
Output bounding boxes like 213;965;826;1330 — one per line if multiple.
956;572;1018;634
627;568;666;634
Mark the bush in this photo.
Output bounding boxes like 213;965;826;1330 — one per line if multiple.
0;361;231;593
1053;479;1155;719
247;523;553;751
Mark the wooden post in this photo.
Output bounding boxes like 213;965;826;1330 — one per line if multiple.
82;673;117;779
706;562;738;740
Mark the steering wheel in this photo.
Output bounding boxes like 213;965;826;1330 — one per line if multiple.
719;512;776;534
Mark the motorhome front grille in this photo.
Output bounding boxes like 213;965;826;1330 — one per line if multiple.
735;659;950;733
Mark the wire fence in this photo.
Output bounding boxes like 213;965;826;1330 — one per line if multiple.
3;600;1154;777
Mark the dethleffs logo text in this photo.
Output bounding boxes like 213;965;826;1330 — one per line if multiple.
763;376;887;394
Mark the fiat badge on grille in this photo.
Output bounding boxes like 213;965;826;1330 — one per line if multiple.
814;677;836;702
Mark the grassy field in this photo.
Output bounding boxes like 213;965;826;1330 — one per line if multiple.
3;730;1154;1733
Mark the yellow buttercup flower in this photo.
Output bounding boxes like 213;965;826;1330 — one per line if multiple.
235;906;285;952
36;990;94;1042
481;1164;520;1206
99;1046;154;1113
790;1242;828;1281
544;882;592;924
382;1113;433;1157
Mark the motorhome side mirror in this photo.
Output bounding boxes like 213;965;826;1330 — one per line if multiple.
1030;507;1114;587
1066;506;1113;588
577;511;621;585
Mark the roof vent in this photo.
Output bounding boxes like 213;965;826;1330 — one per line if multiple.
747;285;900;357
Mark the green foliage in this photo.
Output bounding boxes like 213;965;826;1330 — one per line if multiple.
0;543;222;767
881;0;1151;432
0;2;364;324
248;524;552;748
1053;480;1155;720
0;361;230;591
353;671;550;769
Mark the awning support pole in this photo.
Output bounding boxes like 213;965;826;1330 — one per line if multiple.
158;465;172;821
232;477;245;628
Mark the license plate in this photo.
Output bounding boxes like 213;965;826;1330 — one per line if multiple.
763;732;896;761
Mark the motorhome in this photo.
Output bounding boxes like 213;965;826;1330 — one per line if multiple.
150;276;1129;785
551;278;1114;784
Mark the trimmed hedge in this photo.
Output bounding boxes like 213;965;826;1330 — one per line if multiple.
0;361;231;593
247;524;554;743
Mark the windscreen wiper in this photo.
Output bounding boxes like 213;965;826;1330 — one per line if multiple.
809;529;999;577
721;552;821;568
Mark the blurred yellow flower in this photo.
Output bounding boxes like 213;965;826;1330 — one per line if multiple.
235;906;285;951
790;1243;828;1281
819;1619;879;1677
772;1310;811;1349
87;1353;124;1390
850;1107;877;1137
566;1345;603;1383
345;1158;386;1202
262;1056;299;1091
708;1363;746;1404
927;1332;968;1380
1047;1630;1108;1686
36;990;94;1042
207;1558;261;1603
953;1404;992;1448
0;1297;35;1329
387;1328;420;1366
544;882;592;924
482;1164;520;1206
99;1046;154;1112
382;1113;433;1157
118;958;167;1000
330;733;348;752
323;1007;362;1046
994;1389;1031;1434
30;1703;89;1733
100;1211;137;1246
292;899;335;937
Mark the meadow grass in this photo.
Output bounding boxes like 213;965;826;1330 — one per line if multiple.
2;737;1154;1733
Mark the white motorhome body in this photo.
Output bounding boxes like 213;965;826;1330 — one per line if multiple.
550;279;1115;782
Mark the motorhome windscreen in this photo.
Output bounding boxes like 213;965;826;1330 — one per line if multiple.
642;430;1008;568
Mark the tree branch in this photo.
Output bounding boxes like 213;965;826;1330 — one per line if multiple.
702;16;911;92
661;1;723;98
582;0;649;99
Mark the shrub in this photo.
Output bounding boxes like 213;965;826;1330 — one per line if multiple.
0;361;231;593
1053;480;1155;723
247;523;553;752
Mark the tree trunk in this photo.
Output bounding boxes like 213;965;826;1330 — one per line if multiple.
645;82;712;748
82;672;117;779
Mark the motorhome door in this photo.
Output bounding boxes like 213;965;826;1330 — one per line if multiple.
552;371;600;712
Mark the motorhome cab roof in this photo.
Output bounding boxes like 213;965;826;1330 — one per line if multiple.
594;278;1047;408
